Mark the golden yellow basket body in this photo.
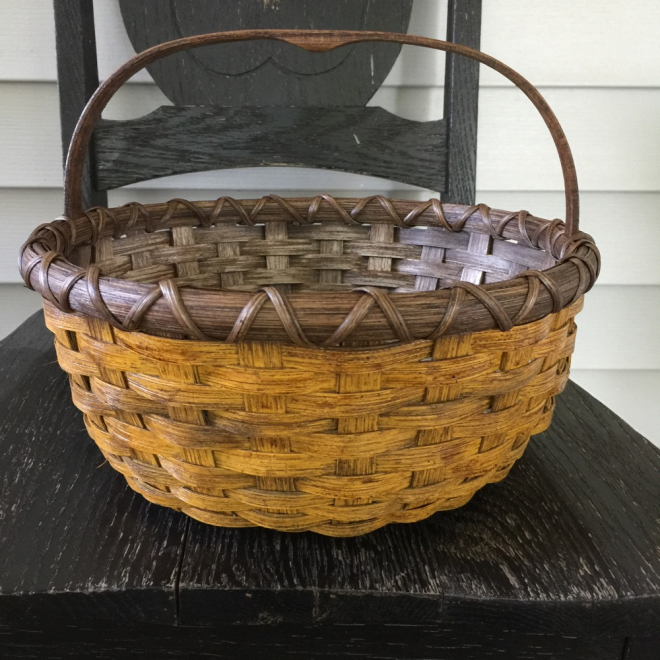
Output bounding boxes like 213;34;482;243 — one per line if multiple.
44;297;580;536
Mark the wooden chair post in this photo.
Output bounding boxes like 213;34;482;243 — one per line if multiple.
53;0;107;209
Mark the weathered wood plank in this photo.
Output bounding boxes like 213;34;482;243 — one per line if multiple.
94;106;447;192
0;312;188;627
624;637;660;660
0;623;626;659
443;0;482;204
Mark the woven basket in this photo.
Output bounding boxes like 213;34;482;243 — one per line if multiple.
20;30;599;537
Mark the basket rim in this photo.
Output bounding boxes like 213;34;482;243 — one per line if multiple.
19;195;599;347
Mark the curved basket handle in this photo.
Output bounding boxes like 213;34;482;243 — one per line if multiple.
64;30;580;235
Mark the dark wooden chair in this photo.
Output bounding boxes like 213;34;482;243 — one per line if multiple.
54;0;481;209
1;2;659;658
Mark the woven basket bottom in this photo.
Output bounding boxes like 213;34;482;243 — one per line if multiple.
44;297;582;537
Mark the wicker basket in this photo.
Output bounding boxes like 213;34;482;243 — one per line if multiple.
20;30;599;537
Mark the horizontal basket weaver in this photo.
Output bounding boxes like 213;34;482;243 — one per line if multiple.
19;30;599;536
43;295;581;536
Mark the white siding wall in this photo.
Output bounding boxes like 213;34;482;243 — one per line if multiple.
1;0;658;444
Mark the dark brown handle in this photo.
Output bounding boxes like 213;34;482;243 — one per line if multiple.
64;29;580;235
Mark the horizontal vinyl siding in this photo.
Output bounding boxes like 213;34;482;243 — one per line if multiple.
3;0;660;87
0;284;43;340
570;370;660;446
1;0;658;445
568;287;660;371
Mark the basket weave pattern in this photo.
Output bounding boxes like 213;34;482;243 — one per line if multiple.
19;30;600;535
45;297;580;536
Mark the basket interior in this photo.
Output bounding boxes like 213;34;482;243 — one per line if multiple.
87;200;558;294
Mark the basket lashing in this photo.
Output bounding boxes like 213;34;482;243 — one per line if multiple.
21;194;597;346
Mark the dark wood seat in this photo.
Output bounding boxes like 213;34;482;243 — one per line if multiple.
1;312;659;658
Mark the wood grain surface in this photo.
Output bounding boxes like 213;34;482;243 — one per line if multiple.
442;0;481;205
0;623;628;659
118;0;413;107
94;106;447;192
53;0;107;210
1;311;659;658
0;312;188;628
